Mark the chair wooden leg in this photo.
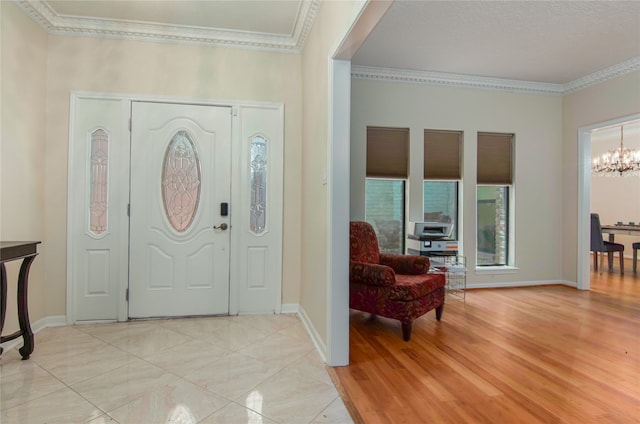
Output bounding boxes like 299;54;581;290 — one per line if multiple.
436;304;444;321
599;251;604;274
608;251;614;269
619;252;624;275
401;322;412;341
593;252;598;271
634;248;638;273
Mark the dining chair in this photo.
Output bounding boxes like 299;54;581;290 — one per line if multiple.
633;242;639;273
590;213;625;274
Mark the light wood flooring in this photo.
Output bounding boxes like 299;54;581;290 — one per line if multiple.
330;259;640;424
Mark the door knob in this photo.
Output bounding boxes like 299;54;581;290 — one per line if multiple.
213;223;229;230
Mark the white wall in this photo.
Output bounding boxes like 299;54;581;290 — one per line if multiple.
351;79;564;286
562;70;640;281
41;34;303;318
590;121;640;256
1;2;48;332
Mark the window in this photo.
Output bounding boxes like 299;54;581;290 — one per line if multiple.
477;132;513;266
89;128;109;236
162;130;201;233
365;127;409;254
423;181;458;239
477;186;509;265
423;130;462;240
366;179;406;254
249;135;268;235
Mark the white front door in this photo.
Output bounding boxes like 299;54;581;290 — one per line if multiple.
129;102;232;318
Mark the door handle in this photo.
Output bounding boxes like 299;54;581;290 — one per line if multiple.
213;223;229;231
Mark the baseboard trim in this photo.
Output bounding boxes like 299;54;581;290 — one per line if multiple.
298;305;327;363
467;280;577;289
0;315;66;353
280;303;299;314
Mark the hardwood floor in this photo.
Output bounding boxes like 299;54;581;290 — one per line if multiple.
329;260;640;423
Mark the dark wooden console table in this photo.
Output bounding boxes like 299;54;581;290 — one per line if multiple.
1;241;41;359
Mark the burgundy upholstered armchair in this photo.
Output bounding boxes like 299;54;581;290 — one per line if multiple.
349;221;446;341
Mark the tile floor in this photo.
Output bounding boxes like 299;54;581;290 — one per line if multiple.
0;314;353;424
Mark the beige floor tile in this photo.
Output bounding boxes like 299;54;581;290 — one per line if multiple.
71;359;179;412
311;397;354;423
0;348;41;378
247;367;340;424
184;352;281;400
207;322;270;351
144;339;231;378
106;377;230;423
45;343;136;385
281;350;334;386
88;414;120;423
0;363;67;410
238;332;314;369
158;315;233;338
200;401;278;424
29;327;106;368
228;313;300;334
1;315;353;424
76;320;158;343
276;320;313;342
107;325;193;358
1;387;104;423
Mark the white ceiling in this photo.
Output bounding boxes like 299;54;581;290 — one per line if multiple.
17;0;640;90
47;0;302;35
18;0;320;52
353;0;640;85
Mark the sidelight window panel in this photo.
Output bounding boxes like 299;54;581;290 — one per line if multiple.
89;128;109;236
250;135;268;235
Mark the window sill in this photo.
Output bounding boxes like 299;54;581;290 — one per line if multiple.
475;266;519;274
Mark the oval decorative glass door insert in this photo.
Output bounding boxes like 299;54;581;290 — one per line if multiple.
161;130;201;232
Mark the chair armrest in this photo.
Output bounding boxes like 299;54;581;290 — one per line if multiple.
380;253;430;275
349;261;396;286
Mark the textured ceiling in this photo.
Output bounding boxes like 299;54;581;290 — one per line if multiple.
353;0;640;84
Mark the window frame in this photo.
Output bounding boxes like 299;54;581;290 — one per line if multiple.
476;184;511;267
476;132;516;270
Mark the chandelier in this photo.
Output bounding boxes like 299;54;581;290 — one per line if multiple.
592;125;640;176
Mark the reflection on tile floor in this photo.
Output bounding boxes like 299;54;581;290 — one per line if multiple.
1;314;353;424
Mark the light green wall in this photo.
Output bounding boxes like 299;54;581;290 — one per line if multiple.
300;0;365;349
351;79;565;285
562;70;640;281
43;36;304;318
1;2;48;330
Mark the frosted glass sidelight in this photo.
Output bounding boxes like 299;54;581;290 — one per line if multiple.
162;131;201;232
250;136;267;234
89;129;109;235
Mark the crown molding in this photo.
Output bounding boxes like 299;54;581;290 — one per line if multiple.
563;56;640;94
14;0;320;53
351;66;565;95
352;56;640;96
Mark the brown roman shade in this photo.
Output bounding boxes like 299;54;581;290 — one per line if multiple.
366;127;409;178
477;132;513;184
423;129;462;180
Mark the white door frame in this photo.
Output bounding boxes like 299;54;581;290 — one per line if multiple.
326;0;394;366
576;112;640;291
67;92;284;324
